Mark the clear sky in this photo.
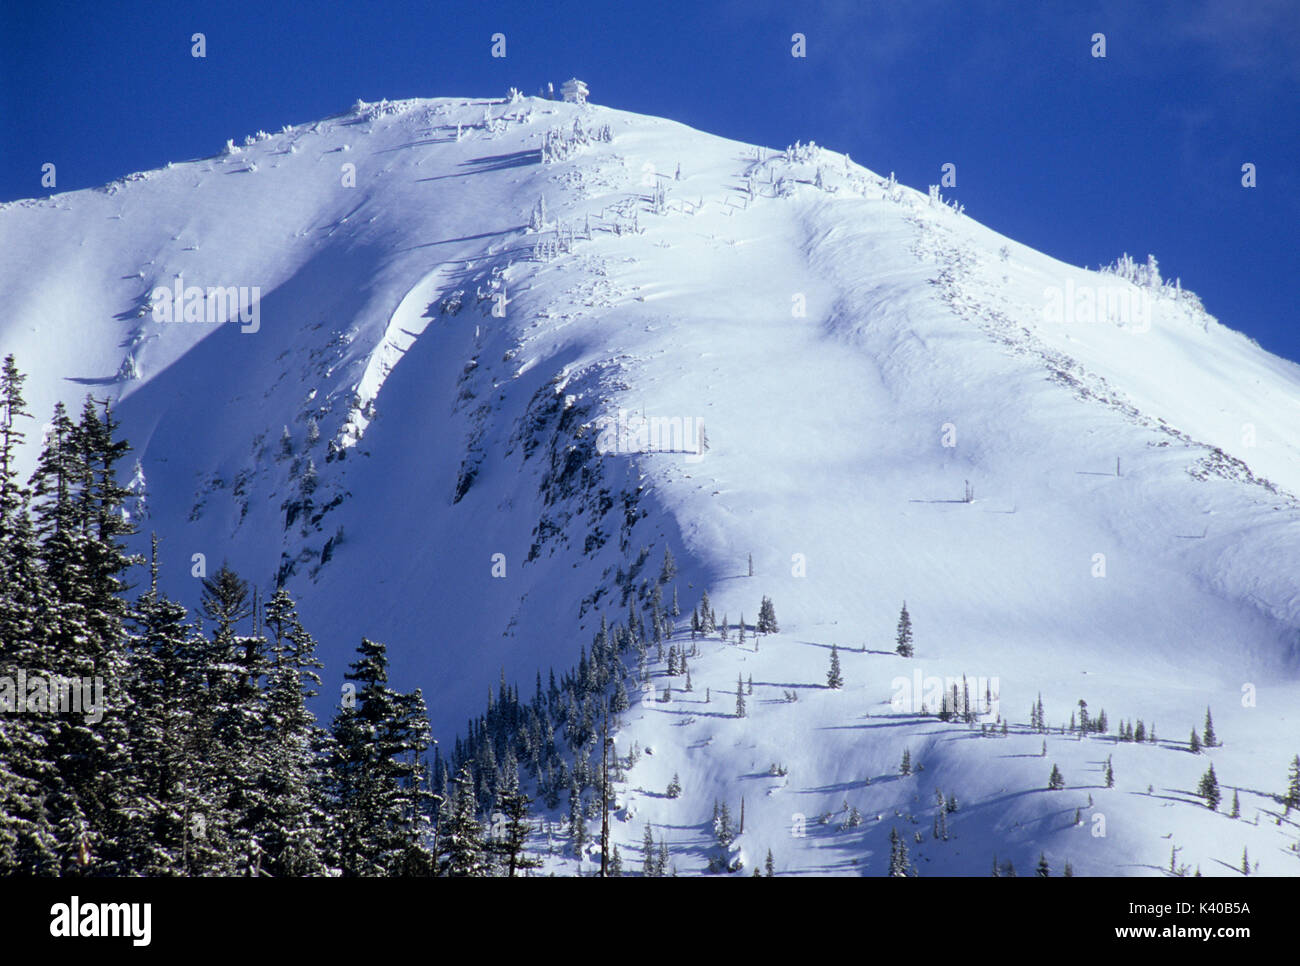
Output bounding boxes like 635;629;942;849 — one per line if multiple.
3;0;1297;360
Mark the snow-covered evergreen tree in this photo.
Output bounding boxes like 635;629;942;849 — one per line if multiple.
895;601;913;657
1198;763;1220;811
826;644;843;689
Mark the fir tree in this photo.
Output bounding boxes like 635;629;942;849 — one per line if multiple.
121;539;211;875
642;825;657;877
735;673;746;718
1197;763;1220;811
29;396;137;873
756;595;779;634
329;638;437;876
1036;852;1050;877
1048;764;1065;790
256;587;329;877
714;801;734;847
660;546;676;584
826;644;843;689
438;765;488;877
900;749;912;776
699;590;714;633
895;602;913;657
887;827;909;876
1189;728;1201;754
1203;706;1217;748
491;783;541;877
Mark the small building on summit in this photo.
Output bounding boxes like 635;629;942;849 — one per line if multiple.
561;78;589;104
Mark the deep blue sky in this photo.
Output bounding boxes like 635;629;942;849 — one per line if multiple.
3;0;1297;359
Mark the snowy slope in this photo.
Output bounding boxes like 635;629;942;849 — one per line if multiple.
2;94;1298;876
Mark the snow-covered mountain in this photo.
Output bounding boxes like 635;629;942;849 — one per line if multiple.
3;92;1298;876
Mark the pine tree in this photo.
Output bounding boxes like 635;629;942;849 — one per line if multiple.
1104;755;1114;788
667;773;681;798
642;825;657;876
568;781;586;855
255;587;329;876
329;638;437;876
1048;764;1065;790
29;396;138;873
826;644;843;689
715;801;734;847
120;538;210;875
1189;728;1201;754
699;590;714;633
438;765;488;877
1203;706;1217;748
0;357;59;874
756;595;779;634
900;749;912;776
0;355;32;557
735;673;746;718
491;783;541;877
895;602;913;657
1036;852;1050;877
198;562;269;874
887;827;909;876
765;848;775;876
660;546;676;584
1197;763;1220;811
1230;788;1240;819
1287;755;1300;813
